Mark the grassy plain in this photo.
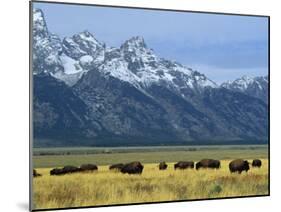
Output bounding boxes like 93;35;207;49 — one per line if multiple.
32;145;269;210
33;145;268;168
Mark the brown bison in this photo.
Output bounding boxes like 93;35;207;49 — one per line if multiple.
80;164;98;172
196;159;220;170
62;165;80;173
109;163;124;171
121;161;144;174
33;169;42;177
50;168;64;176
174;161;194;170
229;159;250;174
252;159;262;168
159;162;168;170
50;165;80;175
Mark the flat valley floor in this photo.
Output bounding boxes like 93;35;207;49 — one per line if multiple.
32;145;269;210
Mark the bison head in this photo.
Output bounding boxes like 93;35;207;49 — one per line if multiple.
244;160;250;171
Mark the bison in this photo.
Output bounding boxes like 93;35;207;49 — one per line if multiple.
174;161;194;170
50;165;80;175
196;159;220;170
159;162;168;170
80;164;98;172
33;169;42;177
109;163;124;171
229;159;250;174
121;161;144;174
252;159;262;168
50;168;64;176
62;165;80;173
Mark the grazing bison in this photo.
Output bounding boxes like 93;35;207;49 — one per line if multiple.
121;161;144;174
80;164;98;172
50;168;64;176
159;162;168;170
252;159;262;168
62;165;80;173
33;169;42;177
109;163;124;171
196;159;220;170
174;161;194;170
229;159;250;174
50;165;80;176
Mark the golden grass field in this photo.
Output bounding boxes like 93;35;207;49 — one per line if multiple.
33;159;268;210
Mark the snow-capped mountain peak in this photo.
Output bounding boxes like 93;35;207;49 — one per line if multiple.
62;31;105;61
75;31;104;48
121;36;147;49
32;8;63;75
221;75;268;103
33;9;219;90
222;75;260;91
120;36;155;60
232;75;254;90
33;8;48;38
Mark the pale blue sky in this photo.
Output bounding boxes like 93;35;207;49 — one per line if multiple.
33;2;269;83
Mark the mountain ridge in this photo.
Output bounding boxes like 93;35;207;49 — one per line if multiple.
32;8;269;147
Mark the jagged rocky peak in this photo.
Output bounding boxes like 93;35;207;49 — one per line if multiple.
222;75;264;90
240;75;254;86
121;36;147;49
32;8;63;75
62;30;105;60
221;75;268;103
62;36;86;60
120;35;160;74
221;76;247;90
74;30;104;48
120;36;157;60
33;8;48;38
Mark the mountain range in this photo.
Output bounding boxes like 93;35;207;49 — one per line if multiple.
32;9;269;147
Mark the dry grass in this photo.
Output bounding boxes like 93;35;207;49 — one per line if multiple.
33;159;268;210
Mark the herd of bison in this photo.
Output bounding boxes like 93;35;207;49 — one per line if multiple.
33;159;263;177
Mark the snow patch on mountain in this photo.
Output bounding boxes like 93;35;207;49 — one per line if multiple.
60;54;83;74
79;55;94;66
99;57;141;88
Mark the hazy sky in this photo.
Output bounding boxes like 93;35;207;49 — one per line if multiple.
33;2;269;83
